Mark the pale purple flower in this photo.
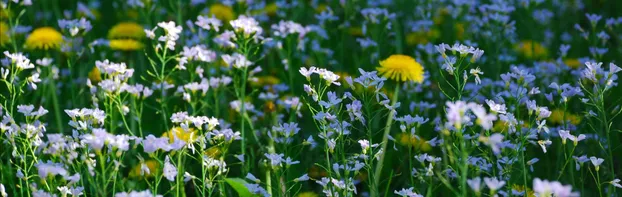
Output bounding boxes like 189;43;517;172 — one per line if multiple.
163;156;177;181
195;15;222;31
484;177;506;191
467;177;483;193
590;157;604;171
533;178;579;197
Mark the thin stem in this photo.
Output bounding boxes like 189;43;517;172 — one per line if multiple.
373;83;401;192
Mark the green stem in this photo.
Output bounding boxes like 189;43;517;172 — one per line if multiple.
373;83;401;192
49;78;64;133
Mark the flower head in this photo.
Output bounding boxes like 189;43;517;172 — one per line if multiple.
376;54;424;83
108;22;145;40
109;39;143;51
25;27;63;50
208;4;235;22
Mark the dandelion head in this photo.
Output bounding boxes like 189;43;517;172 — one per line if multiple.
129;160;160;178
25;27;63;50
250;76;280;87
406;29;440;46
516;40;548;60
108;22;145;40
563;58;581;69
88;66;102;83
297;192;319;197
209;4;235;22
261;3;278;16
348;26;364;36
397;133;432;152
0;22;9;46
162;127;198;143
109;39;143;51
377;54;425;83
204;146;222;158
548;109;581;125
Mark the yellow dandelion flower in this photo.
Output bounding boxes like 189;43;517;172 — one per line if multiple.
377;55;425;83
454;22;466;40
162;127;198;143
129;159;160;178
315;4;328;13
108;22;145;40
109;39;143;51
205;146;222;158
264;3;278;16
397;133;432;152
406;29;440;46
0;22;9;46
493;120;530;132
516;40;548;60
493;121;508;133
88;66;102;83
0;6;11;19
25;27;63;50
297;192;319;197
433;8;451;25
563;58;581;69
209;4;235;22
548;109;581;125
250;76;281;87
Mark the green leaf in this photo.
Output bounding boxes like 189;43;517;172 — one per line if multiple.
224;177;253;197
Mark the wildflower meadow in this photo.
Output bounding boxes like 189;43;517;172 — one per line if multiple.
1;0;622;196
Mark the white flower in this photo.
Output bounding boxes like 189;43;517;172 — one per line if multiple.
4;51;35;70
157;21;182;50
36;58;53;66
394;187;423;197
184;172;197;182
538;140;552;153
140;163;150;176
58;186;71;196
222;53;252;69
485;99;507;114
144;26;158;39
299;67;315;80
469;67;484;85
610;179;622;188
480;133;504;154
230;15;263;38
358;139;370;154
471;104;497;130
196;15;222;32
213;30;236;48
0;184;6;197
271;20;310;39
536;120;549;133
